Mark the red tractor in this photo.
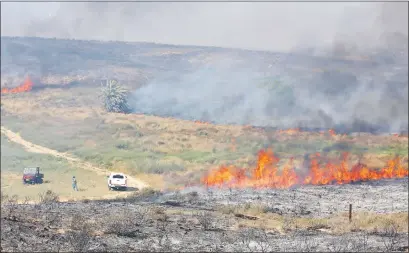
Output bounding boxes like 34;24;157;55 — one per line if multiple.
22;167;44;185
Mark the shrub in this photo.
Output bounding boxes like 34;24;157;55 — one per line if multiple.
68;214;93;252
115;141;130;150
100;79;130;113
38;190;59;204
104;207;149;237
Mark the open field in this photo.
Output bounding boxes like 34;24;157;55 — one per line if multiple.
1;80;408;252
1;36;408;252
1;132;146;202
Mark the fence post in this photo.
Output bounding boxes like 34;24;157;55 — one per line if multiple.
349;204;352;222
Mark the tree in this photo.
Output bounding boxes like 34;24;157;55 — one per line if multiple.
100;79;130;113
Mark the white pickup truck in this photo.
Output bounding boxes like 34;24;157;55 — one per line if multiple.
107;172;128;191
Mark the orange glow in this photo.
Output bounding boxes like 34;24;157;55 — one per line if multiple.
276;128;339;138
201;149;408;189
277;128;300;135
1;77;33;94
194;120;211;125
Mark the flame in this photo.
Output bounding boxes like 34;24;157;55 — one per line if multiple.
391;133;408;138
277;128;300;135
1;77;33;94
194;120;210;125
276;128;339;138
201;149;408;189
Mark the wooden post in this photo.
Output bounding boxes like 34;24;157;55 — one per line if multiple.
349;204;352;222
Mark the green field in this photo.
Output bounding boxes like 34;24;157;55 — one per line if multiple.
1;134;126;201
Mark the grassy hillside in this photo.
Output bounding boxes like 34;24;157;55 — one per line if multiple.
1;84;407;190
1;36;407;253
1;36;407;190
2;36;407;133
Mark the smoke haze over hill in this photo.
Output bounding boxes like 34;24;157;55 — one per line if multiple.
2;2;407;53
1;2;408;133
129;52;408;133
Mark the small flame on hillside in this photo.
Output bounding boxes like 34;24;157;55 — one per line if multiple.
201;149;408;189
1;77;33;94
277;128;300;135
276;128;339;137
194;120;211;125
328;129;336;137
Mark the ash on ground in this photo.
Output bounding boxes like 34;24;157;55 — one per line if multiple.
1;178;408;252
173;178;409;218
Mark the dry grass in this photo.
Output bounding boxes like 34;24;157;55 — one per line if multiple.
135;173;165;189
0;135;136;202
1;85;408;192
0;170;131;202
326;211;408;234
216;203;408;235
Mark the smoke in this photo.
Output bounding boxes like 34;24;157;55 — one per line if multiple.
2;2;407;52
128;2;407;133
1;2;408;132
129;53;408;133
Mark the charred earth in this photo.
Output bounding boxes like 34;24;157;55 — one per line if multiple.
1;177;408;252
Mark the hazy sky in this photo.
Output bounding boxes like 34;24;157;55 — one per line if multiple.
1;2;408;52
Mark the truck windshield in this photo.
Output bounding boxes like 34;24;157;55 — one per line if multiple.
112;175;124;179
24;168;37;174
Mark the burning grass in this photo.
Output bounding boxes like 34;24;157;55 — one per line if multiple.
1;77;33;94
201;149;408;189
1;85;408;189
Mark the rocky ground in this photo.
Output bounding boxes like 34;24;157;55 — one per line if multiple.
1;178;408;252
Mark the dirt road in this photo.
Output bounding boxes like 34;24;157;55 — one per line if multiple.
1;126;149;192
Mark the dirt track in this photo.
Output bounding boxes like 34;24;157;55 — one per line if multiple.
1;126;149;193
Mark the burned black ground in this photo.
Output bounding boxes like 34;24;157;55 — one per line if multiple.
1;178;408;252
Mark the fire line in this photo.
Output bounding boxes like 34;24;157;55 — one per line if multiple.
201;149;408;189
1;77;33;94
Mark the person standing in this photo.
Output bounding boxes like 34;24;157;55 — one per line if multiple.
72;176;78;191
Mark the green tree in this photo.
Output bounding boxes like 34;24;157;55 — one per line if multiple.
100;79;130;113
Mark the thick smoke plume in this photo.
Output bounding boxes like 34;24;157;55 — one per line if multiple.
2;2;408;133
128;2;407;133
129;52;408;133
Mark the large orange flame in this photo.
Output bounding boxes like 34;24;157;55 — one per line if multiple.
201;149;408;189
1;77;33;94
